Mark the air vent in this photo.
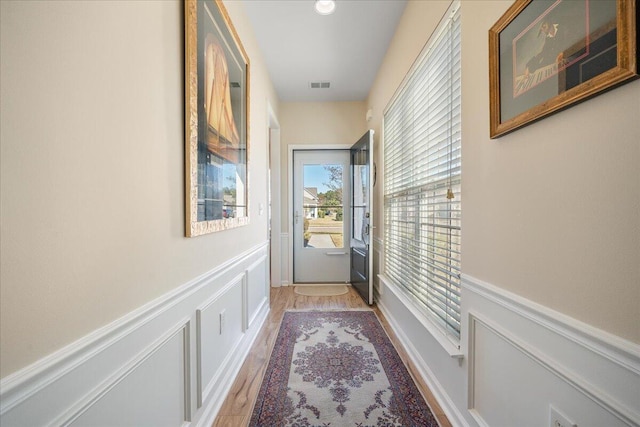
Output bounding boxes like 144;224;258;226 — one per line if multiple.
309;81;330;89
230;82;241;88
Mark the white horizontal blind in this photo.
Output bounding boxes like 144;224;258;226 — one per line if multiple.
383;2;461;341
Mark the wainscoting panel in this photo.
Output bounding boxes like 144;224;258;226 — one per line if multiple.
69;322;190;426
463;275;640;427
377;272;640;427
280;232;289;286
246;255;269;329
196;275;244;408
0;242;270;427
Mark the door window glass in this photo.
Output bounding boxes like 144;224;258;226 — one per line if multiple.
303;164;343;249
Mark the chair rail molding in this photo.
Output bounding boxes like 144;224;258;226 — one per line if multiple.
0;241;270;427
462;274;640;427
461;274;640;375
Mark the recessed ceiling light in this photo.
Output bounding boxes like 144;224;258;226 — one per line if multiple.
315;0;336;15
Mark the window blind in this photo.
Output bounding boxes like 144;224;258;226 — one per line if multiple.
383;2;461;341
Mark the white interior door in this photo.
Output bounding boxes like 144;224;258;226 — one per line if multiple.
293;150;350;283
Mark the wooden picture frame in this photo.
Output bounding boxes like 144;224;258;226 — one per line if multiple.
489;0;638;138
185;0;250;236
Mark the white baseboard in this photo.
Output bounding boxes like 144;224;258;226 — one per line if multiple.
0;242;270;426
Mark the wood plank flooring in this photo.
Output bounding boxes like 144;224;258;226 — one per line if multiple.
213;286;452;427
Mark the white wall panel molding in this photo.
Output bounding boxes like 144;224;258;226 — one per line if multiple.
280;233;290;286
0;242;270;426
245;255;269;330
55;320;192;426
193;301;269;427
468;313;638;426
242;273;249;332
195;274;244;408
463;274;640;427
462;275;640;375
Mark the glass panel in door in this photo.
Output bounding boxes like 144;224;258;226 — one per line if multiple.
303;164;344;249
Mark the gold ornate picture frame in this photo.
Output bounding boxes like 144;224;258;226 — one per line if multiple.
489;0;638;138
185;0;250;236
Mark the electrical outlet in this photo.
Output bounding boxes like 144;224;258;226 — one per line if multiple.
219;310;226;335
550;406;577;427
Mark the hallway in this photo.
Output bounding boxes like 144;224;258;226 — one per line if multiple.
2;1;638;426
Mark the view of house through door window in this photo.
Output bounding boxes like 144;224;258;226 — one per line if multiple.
293;150;350;283
303;164;344;249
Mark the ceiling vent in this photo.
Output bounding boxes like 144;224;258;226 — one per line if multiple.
309;81;331;89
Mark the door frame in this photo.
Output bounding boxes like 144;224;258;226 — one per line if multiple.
267;101;281;288
287;144;352;286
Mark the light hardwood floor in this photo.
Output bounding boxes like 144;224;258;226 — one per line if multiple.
213;286;452;427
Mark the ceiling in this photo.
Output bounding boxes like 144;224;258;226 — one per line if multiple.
242;0;408;103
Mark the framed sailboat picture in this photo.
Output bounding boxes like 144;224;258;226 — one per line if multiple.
185;0;250;236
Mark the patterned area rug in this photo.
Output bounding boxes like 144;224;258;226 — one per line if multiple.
250;310;438;426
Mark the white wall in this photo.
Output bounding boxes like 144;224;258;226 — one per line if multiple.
1;0;278;424
368;1;640;426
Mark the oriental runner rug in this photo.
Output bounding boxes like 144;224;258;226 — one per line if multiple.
249;310;439;426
